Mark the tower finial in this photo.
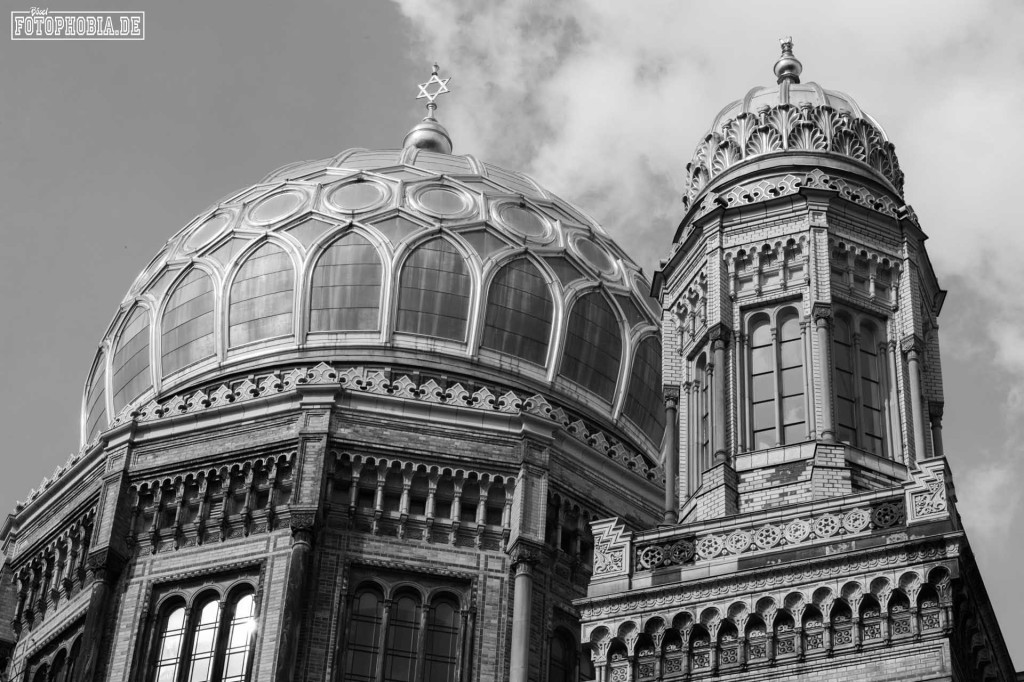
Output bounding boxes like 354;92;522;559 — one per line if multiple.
405;62;454;154
773;36;803;84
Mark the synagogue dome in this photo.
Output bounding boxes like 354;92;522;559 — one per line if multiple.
81;146;664;458
681;38;904;214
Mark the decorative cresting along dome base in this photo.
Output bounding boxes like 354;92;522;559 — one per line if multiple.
681;39;904;221
82;146;665;464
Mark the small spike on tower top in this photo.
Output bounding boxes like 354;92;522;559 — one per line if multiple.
774;36;803;84
404;62;454;154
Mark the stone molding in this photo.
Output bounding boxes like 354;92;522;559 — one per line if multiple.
683;104;904;210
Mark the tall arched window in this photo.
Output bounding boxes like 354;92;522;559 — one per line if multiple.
148;589;257;682
481;258;553;366
548;629;575;682
343;582;465;682
747;306;806;449
162;268;215;376
396;238;471;341
559;292;622;402
112;305;152;413
229;242;295;347
85;353;108;442
833;310;890;456
622;336;666;444
310;232;383;332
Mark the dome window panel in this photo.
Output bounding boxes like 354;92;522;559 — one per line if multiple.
559;292;623;402
184;213;231;252
310;233;383;332
481;258;553;366
84;353;108;441
326;180;388;213
396;238;471;341
622;336;666;443
161;269;215;376
494;202;550;240
573;236;617;276
111;306;152;414
414;186;473;219
247;190;305;225
228;243;295;347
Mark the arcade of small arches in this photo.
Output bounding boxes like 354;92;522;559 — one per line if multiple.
584;565;952;680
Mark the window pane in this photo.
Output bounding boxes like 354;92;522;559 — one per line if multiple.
162;268;215;375
112;306;152;412
310;233;382;332
752;402;776;432
622;337;666;443
347;589;384;682
860;350;879;381
187;600;220;682
548;632;574;682
783;422;806;444
383;595;421;682
835;370;855;400
861;378;882;409
481;258;554;366
154;605;186;682
782;395;805;425
837;398;856;430
221;593;256;682
85;354;108;442
780;367;804;398
396;238;471;341
749;318;770;346
753;429;775;449
424;598;460;682
558;293;623;402
750;346;774;373
229;243;295;346
778;312;801;341
751;373;774;403
779;338;802;369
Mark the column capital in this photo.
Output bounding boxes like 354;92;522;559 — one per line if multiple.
708;324;731;349
901;334;925;355
507;539;544;571
811;302;832;325
929;401;944;422
664;384;681;404
289;510;317;546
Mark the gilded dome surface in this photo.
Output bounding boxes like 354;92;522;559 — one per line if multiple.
82;147;664;455
682;42;904;213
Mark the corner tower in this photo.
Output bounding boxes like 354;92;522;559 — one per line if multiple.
579;40;1017;681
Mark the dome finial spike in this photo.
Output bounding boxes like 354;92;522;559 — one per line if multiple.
774;36;803;85
405;62;454;154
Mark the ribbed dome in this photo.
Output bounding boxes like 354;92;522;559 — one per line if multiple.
82;147;664;455
682;46;904;214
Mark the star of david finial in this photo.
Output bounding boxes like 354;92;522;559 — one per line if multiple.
416;62;451;117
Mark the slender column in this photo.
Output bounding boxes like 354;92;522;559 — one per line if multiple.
906;344;927;462
663;387;680;524
509;544;539;682
929;403;945;459
886;340;903;462
275;513;316;682
812;304;835;442
711;328;729;464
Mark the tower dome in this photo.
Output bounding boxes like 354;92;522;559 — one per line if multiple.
681;38;903;218
82;145;664;461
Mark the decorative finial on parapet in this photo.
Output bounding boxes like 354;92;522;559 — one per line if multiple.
774;36;803;84
404;62;454;154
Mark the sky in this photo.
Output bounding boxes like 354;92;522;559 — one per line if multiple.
0;0;1021;665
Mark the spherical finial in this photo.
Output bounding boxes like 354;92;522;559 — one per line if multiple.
404;62;454;154
773;36;803;84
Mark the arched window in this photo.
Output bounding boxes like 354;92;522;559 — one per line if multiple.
481;258;553;366
229;242;294;347
396;238;471;341
162;268;215;376
424;596;460;682
112;306;152;413
747;306;806;449
548;629;575;682
833;310;890;456
85;353;107;442
689;353;711;494
32;663;47;682
559;292;622;402
65;639;81;682
622;336;666;444
343;583;464;682
149;589;257;682
310;232;383;332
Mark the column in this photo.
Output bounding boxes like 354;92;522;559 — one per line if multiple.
73;552;122;682
275;513;316;682
812;303;835;442
509;545;539;682
663;387;680;524
929;403;945;459
711;328;728;464
905;343;927;462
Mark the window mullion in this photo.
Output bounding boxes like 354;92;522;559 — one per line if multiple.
414;600;430;681
176;606;195;682
210;598;230;682
376;599;392;682
851;330;864;449
771;325;782;446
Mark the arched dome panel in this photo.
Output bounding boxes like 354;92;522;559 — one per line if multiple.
84;352;107;442
310;232;383;332
228;242;295;347
161;268;215;376
559;292;622;402
396;237;471;341
622;336;665;443
481;258;553;366
112;306;152;413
